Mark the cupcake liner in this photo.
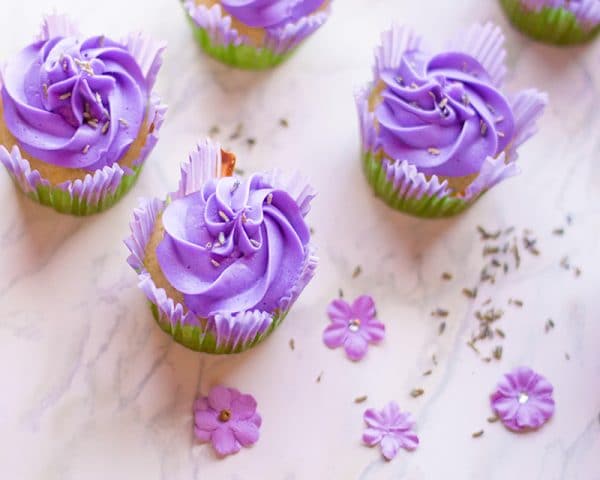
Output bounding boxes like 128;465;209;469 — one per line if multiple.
125;140;318;354
36;12;80;41
506;88;549;161
500;0;600;44
446;23;507;87
358;23;547;218
0;95;167;216
362;151;470;218
183;1;329;69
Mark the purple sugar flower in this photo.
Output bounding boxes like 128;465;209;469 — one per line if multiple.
194;386;261;457
362;402;419;461
323;295;385;361
490;366;555;432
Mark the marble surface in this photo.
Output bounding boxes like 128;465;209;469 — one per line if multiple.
1;1;599;478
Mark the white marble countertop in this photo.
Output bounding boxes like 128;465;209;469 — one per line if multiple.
1;1;599;478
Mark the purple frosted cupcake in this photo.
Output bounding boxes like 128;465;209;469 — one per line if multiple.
125;139;318;354
0;14;166;215
183;0;332;69
356;23;547;218
500;0;600;44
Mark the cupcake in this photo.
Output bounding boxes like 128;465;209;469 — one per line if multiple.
499;0;600;44
182;0;331;69
356;23;547;218
125;139;318;354
0;14;166;215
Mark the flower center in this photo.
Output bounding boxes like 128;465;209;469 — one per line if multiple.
518;392;529;404
348;318;361;332
218;409;231;422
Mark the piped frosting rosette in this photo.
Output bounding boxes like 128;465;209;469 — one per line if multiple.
356;23;547;218
182;0;331;69
0;14;166;215
499;0;600;44
125;139;318;353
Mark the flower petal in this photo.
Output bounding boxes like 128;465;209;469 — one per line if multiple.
362;321;385;343
323;323;348;349
531;377;554;397
391;411;416;431
380;434;400;461
362;427;383;446
344;334;369;361
194;426;212;442
231;420;260;447
491;396;519;421
251;412;262;428
381;401;401;424
327;299;353;322
194;410;220;432
208;385;232;411
231;393;258;421
397;431;419;451
194;397;209;411
496;376;518;397
530;396;555;417
514;366;536;390
364;408;385;429
212;427;240;457
352;295;376;322
515;405;533;428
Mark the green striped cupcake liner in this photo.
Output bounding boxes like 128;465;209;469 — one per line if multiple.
362;151;474;219
19;165;144;216
187;18;295;70
151;303;289;354
499;0;600;45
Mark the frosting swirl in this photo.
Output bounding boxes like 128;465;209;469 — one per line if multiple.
156;174;311;317
1;35;147;170
375;50;515;177
221;0;325;28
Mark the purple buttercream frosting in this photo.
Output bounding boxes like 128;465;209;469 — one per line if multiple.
376;51;515;178
221;0;326;28
156;172;311;317
2;33;148;171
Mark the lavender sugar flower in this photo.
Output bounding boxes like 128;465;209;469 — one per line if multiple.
362;402;419;461
490;366;555;432
323;295;385;361
356;23;547;218
194;386;262;457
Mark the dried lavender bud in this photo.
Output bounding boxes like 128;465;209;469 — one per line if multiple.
410;388;425;398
